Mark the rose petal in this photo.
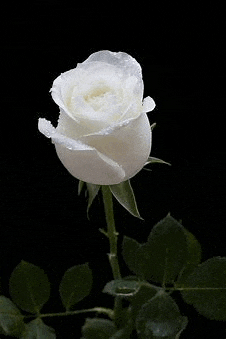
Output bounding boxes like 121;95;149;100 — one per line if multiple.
79;113;152;181
83;50;143;96
38;118;93;151
51;68;84;121
38;118;126;184
55;144;126;185
38;117;56;138
83;51;142;78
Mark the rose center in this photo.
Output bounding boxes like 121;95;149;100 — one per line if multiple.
84;86;116;111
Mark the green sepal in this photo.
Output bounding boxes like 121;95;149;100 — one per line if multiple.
9;260;50;314
78;180;85;195
180;257;226;321
109;180;142;219
78;180;141;219
21;318;56;339
82;318;117;339
136;292;188;339
150;122;157;130
78;181;100;218
103;279;141;297
0;296;25;337
59;263;92;311
145;156;171;167
86;183;101;216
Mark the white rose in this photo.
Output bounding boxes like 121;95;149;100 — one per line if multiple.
38;50;155;185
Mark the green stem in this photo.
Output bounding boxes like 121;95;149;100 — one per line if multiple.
101;185;121;280
24;307;114;320
102;185;123;328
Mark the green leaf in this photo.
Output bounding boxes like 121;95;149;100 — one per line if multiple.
103;279;140;297
180;257;226;320
9;260;50;314
109;325;133;338
59;263;92;310
135;215;188;284
122;236;142;274
145;156;171;166
136;292;188;339
129;284;158;319
21;318;56;339
109;180;142;219
0;296;25;337
176;229;202;285
82;318;117;339
0;326;6;335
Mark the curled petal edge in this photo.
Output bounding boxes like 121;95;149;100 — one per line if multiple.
142;96;156;113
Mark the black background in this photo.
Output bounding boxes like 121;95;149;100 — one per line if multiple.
1;1;226;338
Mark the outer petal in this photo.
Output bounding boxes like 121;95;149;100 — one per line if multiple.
38;118;126;185
78;113;152;182
51;68;84;121
83;50;142;79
